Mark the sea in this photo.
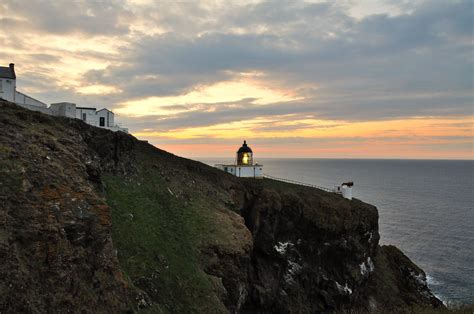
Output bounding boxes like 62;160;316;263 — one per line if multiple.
199;158;474;306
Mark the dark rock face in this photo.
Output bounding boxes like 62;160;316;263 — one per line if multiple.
0;101;137;312
0;101;444;312
227;183;444;312
238;186;380;312
196;179;444;312
365;245;445;310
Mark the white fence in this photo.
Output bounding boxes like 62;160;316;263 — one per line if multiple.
263;173;333;192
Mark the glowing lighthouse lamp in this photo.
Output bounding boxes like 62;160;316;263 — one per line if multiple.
215;140;263;178
242;153;249;164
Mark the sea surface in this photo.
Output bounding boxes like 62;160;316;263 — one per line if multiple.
199;158;474;305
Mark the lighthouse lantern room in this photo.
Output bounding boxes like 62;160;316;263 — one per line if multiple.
237;140;253;165
215;140;263;178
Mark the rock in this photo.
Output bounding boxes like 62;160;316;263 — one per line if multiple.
0;101;136;312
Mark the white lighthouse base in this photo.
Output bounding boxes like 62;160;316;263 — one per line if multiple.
215;164;263;178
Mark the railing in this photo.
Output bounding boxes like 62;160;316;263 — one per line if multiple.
82;120;128;132
263;173;333;192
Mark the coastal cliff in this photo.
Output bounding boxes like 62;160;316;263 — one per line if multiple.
0;100;443;312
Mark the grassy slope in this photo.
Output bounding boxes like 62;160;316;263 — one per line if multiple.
104;143;241;312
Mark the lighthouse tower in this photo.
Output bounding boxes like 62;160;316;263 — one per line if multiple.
215;140;263;178
236;140;253;165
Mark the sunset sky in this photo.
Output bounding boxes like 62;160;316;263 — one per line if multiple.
1;0;472;159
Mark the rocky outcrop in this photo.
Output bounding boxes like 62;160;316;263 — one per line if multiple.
365;245;444;310
222;182;444;312
0;100;443;312
237;184;380;312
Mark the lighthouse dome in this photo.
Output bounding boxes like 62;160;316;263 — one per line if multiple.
236;140;253;165
237;140;253;153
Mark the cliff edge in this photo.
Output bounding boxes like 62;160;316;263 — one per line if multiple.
0;100;443;312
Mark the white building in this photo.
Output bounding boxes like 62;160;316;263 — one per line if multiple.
333;182;353;200
0;63;48;108
0;64;17;103
0;63;127;133
50;102;77;118
215;140;264;178
75;106;126;132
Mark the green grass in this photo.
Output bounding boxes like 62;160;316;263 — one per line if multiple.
104;151;229;313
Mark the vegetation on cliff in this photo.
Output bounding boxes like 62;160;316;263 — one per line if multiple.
0;100;444;312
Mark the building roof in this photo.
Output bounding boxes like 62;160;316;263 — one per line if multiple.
76;107;97;111
97;108;114;113
0;64;16;79
237;140;253;153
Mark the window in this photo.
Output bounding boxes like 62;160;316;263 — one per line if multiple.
82;113;86;121
99;117;105;126
242;153;249;164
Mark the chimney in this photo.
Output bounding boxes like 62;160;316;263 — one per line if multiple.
9;63;16;79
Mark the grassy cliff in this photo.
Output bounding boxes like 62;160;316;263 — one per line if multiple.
0;100;445;312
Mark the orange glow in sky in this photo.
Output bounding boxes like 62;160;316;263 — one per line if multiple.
136;115;473;159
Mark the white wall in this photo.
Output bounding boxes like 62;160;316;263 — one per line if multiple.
254;165;263;178
16;103;50;115
105;125;128;133
216;164;237;176
341;186;352;200
333;185;353;200
74;107;126;132
0;78;16;102
15;91;47;108
96;109;114;127
236;166;262;178
215;164;263;178
18;103;50;114
50;102;76;118
1;76;127;132
76;108;99;126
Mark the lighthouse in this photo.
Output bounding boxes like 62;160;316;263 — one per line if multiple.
215;140;263;178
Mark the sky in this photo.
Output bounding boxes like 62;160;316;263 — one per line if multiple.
0;0;473;159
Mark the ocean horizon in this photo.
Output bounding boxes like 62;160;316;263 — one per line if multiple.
199;157;474;305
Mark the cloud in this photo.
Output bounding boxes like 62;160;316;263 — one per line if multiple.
0;0;472;158
76;0;472;118
117;91;472;133
1;0;132;35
